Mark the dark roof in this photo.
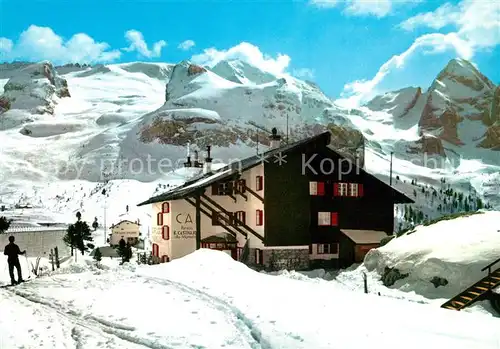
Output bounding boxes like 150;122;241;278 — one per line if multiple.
137;132;332;206
322;147;413;204
137;131;414;206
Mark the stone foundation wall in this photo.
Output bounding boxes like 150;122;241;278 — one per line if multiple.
247;248;258;264
262;248;310;271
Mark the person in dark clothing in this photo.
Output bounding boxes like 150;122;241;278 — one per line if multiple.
4;236;26;285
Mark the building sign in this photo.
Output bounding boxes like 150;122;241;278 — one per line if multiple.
173;213;196;239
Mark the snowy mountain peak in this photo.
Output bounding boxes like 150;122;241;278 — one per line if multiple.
114;62;174;81
0;61;70;117
433;58;495;94
210;59;278;85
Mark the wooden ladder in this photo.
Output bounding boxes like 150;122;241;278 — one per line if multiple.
441;259;500;311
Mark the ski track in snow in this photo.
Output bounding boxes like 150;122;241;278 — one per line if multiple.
138;275;272;349
0;274;270;349
0;288;149;349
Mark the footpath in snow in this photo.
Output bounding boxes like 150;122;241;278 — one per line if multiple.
1;249;500;349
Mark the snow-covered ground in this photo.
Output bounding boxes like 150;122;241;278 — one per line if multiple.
1;249;499;349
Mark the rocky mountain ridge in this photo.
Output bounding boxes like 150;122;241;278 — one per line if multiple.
367;59;500;161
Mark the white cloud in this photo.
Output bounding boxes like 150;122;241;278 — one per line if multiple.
292;68;316;80
399;3;461;31
309;0;340;8
0;25;121;64
0;38;13;54
400;0;500;50
338;0;500;108
124;30;166;58
178;40;195;51
310;0;418;17
191;42;291;76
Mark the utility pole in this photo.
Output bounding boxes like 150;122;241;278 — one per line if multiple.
286;113;289;144
389;152;394;186
102;184;107;245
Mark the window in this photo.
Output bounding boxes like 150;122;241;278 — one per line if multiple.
212;182;233;195
161;255;169;263
162;225;170;240
309;181;325;195
152;243;159;257
234;211;246;225
318;212;330;226
156;212;163;226
236;179;246;193
218;183;229;195
255;249;263;264
318;212;338;226
317;243;338;254
161;202;170;213
334;182;363;197
256;176;263;191
256;209;263;226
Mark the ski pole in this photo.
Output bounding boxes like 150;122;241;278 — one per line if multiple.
25;254;31;278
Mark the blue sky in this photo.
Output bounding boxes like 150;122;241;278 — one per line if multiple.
0;0;499;105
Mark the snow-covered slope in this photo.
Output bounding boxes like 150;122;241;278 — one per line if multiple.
1;249;499;348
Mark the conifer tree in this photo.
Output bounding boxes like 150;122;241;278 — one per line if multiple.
93;247;102;263
0;216;12;234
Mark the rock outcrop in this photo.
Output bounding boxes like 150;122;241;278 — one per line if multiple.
0;61;71;115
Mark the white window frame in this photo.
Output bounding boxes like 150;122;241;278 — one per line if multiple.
218;183;229;195
349;183;358;197
235;211;245;225
309;181;318;195
318;212;330;226
339;183;348;196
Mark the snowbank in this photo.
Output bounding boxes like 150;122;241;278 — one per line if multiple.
1;249;500;348
364;211;500;298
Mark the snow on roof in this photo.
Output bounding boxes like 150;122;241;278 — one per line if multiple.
6;226;68;233
341;229;388;244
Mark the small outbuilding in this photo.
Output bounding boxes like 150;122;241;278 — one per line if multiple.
109;220;141;246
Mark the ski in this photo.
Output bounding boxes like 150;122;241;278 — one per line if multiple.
0;278;34;289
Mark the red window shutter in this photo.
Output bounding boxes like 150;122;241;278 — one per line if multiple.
256;176;263;191
256;210;263;226
331;212;338;226
162;202;169;213
317;182;325;195
333;183;339;196
309;244;312;254
358;184;364;197
242;211;246;225
162;226;170;240
211;184;219;195
157;212;163;226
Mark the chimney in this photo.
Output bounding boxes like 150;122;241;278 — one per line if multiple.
269;127;281;149
183;141;192;167
193;150;202;168
203;145;213;174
